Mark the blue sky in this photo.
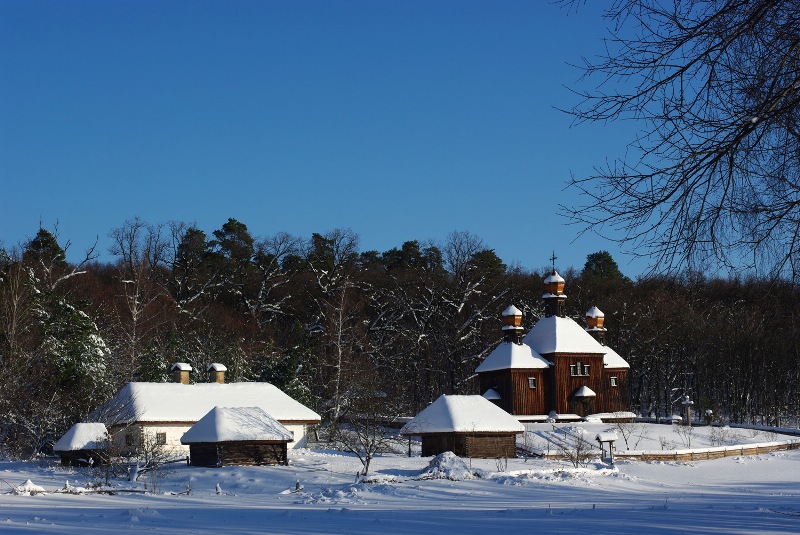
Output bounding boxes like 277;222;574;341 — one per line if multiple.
1;1;644;276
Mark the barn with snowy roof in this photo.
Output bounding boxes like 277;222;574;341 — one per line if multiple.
53;422;109;467
181;407;293;467
399;395;525;458
94;363;320;455
476;271;631;421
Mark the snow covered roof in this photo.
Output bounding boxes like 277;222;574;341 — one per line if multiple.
171;362;192;371
96;382;321;424
475;340;551;373
603;346;630;369
502;304;522;316
400;395;525;435
482;388;501;400
523;315;607;355
544;271;564;283
586;306;604;318
207;363;227;372
596;431;618;442
53;423;108;452
181;407;293;444
574;386;597;398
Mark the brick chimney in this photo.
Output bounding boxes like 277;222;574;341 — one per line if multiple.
170;362;192;384
207;362;227;384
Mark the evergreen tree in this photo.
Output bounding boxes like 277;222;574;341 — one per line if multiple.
582;251;629;282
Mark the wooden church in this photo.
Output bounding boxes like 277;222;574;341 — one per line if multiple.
476;270;631;421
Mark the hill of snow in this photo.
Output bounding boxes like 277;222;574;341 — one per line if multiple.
1;423;798;534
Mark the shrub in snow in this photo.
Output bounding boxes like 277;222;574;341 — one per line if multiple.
419;452;475;481
13;480;46;495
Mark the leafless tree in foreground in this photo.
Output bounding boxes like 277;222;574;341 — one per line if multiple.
565;0;800;281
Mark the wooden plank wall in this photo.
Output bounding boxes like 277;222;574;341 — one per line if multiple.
550;354;605;415
422;433;518;458
601;368;630;413
189;442;288;467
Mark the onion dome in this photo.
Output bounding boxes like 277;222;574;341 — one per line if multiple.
501;304;523;330
543;270;566;295
585;306;606;330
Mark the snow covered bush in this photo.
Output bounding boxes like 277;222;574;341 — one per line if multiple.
419;452;475;481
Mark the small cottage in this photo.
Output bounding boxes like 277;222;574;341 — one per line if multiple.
53;422;109;467
181;407;293;467
400;395;525;458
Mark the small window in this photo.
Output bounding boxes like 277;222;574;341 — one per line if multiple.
155;432;167;445
610;376;618;387
572;362;590;377
528;377;537;389
125;434;134;446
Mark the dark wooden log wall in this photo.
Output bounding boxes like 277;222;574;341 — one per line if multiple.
189;441;288;467
59;449;108;467
478;369;549;415
601;368;630;413
548;353;605;415
421;433;518;458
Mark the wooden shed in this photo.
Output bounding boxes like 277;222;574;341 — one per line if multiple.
53;422;109;467
181;407;293;467
400;395;525;458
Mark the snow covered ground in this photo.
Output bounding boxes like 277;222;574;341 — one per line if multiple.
1;424;799;534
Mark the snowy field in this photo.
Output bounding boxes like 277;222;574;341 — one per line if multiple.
2;424;799;534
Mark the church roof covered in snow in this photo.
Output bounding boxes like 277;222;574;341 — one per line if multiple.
95;382;321;425
475;340;551;373
400;395;525;435
523;316;607;355
181;407;293;444
586;306;604;318
602;345;630;369
544;271;565;284
53;422;108;452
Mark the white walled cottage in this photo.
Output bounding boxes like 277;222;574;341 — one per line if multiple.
96;363;320;454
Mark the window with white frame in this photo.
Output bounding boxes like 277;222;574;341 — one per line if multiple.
571;361;590;377
528;376;537;389
610;376;618;387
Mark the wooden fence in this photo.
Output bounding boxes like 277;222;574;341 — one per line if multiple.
613;440;800;462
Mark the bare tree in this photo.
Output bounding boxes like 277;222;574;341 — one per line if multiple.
554;428;597;468
244;232;302;328
109;218;170;381
565;0;800;281
335;369;401;478
0;246;32;369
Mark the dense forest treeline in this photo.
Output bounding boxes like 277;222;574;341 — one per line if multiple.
1;218;799;456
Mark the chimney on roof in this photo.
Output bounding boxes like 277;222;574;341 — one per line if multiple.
170;362;192;384
585;306;607;345
501;304;524;344
543;270;567;318
207;363;227;384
